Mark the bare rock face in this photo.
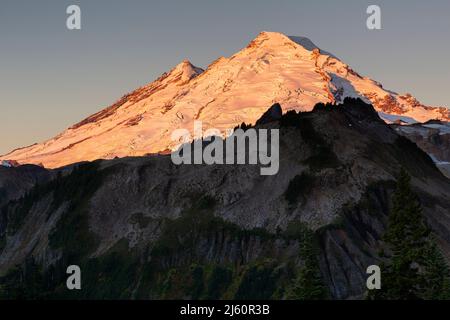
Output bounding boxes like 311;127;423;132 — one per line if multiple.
0;165;52;207
0;99;449;300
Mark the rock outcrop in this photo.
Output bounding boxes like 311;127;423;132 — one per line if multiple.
0;99;449;299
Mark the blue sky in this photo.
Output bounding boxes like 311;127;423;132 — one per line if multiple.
1;0;449;154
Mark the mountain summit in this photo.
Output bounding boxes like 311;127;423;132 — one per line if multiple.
2;31;449;168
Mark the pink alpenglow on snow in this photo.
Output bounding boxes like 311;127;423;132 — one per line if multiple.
1;32;448;168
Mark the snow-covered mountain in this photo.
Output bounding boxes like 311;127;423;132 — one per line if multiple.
392;120;450;178
2;31;449;168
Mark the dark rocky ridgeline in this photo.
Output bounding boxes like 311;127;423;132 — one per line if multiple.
0;98;449;300
255;103;282;125
0;165;53;208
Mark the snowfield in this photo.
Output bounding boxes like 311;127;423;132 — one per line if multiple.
1;31;449;168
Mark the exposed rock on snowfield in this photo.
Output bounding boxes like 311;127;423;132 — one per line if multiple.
1;32;448;168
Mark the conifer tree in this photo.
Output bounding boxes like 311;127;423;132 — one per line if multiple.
286;230;327;300
422;240;450;300
375;169;450;299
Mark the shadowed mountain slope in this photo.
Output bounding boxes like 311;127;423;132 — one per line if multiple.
0;98;449;299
